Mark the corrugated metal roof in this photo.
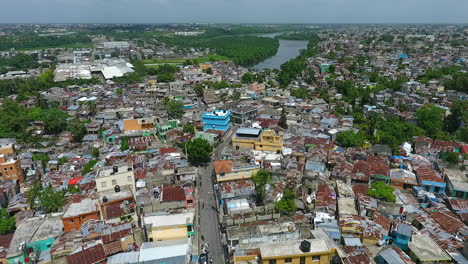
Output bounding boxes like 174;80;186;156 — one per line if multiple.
343;237;362;247
379;247;405;264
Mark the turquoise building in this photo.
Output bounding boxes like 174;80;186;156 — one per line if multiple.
202;110;231;132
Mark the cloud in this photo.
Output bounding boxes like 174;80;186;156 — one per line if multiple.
0;0;467;23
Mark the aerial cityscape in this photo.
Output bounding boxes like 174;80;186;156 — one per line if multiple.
0;1;467;264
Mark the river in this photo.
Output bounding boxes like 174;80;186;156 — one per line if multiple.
252;33;308;70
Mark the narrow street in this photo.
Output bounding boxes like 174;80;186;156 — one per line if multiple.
198;130;233;264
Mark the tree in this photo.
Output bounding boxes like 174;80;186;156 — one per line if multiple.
275;189;297;213
205;67;213;74
0;208;15;234
445;101;468;134
91;147;100;158
183;124;195;134
120;136;129;151
166;100;184;119
116;88;123;95
367;181;396;202
416;104;445;138
336;131;364;148
252;170;272;205
185;138;213;166
194;84;204;97
28;107;68;134
241;72;253;84
278;108;288;129
27;182;66;213
231;91;241;100
38;185;67;213
444;152;459;164
67;119;87;142
328;64;336;74
33;153;50;167
82;160;98;175
291;88;309;99
157;73;175;83
57;156;69;165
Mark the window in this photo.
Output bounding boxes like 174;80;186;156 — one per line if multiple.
187;225;193;232
128;176;132;181
285;258;292;263
312;256;320;261
3;168;6;171
112;179;117;185
82;215;87;220
220;173;225;177
9;167;13;170
269;260;276;264
101;181;107;188
69;219;74;223
300;257;305;264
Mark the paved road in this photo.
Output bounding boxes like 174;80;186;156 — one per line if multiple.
198;131;233;264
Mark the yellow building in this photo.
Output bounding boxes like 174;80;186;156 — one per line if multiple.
232;128;283;153
214;160;260;182
143;212;195;241
123;118;155;132
0;143;15;156
257;239;342;264
199;63;212;71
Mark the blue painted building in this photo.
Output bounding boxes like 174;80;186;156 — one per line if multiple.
202;110;231;132
390;223;412;251
416;168;446;194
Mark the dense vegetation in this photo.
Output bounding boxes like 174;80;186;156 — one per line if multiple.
157;29;280;67
0;33;92;51
27;181;67;213
253;170;272;205
0;69;99;100
0;208;15;234
0;53;39;73
0;99;89;144
367;182;396;202
113;60;178;84
275;189;297;213
183;138;213;167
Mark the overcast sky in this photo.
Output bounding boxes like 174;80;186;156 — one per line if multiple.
1;0;467;24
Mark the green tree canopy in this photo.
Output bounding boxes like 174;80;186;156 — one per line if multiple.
29;107;68;134
91;147;100;158
27;182;67;213
336;131;364;148
165;100;184;119
0;208;16;235
291;88;309;99
278;108;288;129
66;119;87;143
445;101;468;134
183;124;195;134
275;189;297;213
416;104;445;138
185;138;213;166
241;73;254;84
444;152;459;164
252;170;272;205
367;181;396;202
82;159;98;176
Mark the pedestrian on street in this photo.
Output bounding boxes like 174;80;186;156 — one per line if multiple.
201;235;204;241
209;257;213;263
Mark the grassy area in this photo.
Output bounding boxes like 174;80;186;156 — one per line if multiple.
143;54;230;65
